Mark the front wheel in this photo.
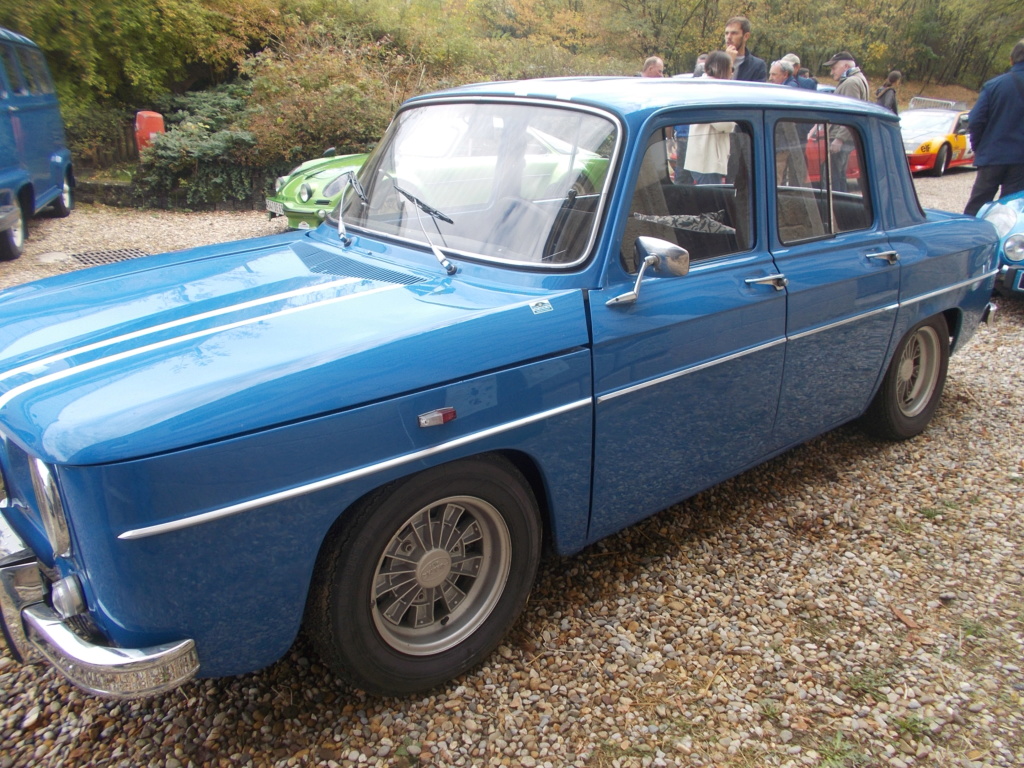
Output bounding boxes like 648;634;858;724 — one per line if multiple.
0;198;25;261
862;316;949;440
306;455;541;695
929;145;950;177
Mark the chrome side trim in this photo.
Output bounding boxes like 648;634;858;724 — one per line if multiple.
788;303;899;342
118;398;593;541
899;270;1000;308
0;283;401;414
596;338;787;404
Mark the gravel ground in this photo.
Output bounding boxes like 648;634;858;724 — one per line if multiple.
1;167;1022;768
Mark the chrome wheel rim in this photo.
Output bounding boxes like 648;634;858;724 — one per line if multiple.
895;325;941;418
12;206;24;249
372;495;511;655
61;180;72;208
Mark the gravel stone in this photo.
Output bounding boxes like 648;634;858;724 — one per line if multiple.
2;169;1022;767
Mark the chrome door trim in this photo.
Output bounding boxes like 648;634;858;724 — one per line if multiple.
596;337;787;404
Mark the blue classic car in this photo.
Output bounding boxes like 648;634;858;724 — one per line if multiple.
0;78;999;699
977;189;1024;295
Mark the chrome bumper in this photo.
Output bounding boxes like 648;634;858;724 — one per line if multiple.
0;511;199;698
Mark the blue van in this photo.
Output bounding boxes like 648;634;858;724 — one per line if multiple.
0;27;73;260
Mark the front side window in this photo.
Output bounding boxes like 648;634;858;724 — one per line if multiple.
0;44;23;96
336;101;617;267
621;120;754;272
775;119;871;244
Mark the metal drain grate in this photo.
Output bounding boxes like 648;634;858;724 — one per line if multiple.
71;248;150;266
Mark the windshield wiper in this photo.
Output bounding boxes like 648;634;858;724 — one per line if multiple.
394;183;457;275
334;171;368;246
393;184;454;224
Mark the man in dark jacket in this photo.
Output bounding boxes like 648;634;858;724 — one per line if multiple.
724;16;767;82
782;54;817;90
964;40;1024;216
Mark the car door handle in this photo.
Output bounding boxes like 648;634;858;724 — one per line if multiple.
867;250;899;264
744;274;788;291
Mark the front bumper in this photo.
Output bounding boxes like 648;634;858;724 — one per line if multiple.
906;153;936;173
0;509;199;698
264;198;320;229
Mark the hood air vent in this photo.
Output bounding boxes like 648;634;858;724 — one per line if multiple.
291;242;425;285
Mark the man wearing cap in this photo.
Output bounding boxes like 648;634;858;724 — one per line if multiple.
824;51;869;101
821;52;869;192
782;53;817;90
724;16;767;82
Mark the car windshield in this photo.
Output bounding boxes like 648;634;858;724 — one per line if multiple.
333;100;618;267
899;111;955;135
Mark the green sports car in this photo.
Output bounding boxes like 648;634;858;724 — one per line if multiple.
265;151;368;230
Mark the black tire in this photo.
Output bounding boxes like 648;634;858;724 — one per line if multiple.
862;316;949;440
306;455;541;695
0;198;25;261
929;145;950;177
51;172;73;217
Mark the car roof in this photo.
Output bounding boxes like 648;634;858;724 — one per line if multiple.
0;27;36;46
404;76;898;124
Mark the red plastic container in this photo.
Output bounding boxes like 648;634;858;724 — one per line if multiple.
134;111;165;152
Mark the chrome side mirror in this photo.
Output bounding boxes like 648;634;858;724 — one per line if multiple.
606;237;690;306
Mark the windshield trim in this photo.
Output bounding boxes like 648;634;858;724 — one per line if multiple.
334;96;624;272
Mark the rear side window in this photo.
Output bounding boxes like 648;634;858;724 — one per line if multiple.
774;119;872;244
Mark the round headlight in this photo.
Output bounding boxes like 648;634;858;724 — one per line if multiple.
1004;233;1024;263
298;183;313;203
273;176;288;193
982;203;1016;238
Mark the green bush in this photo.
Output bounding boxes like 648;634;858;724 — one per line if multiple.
137;85;290;206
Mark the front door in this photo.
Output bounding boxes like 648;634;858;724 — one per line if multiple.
588;113;786;541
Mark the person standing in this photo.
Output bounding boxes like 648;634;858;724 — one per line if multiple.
963;40;1024;216
640;57;665;77
875;71;902;113
684;51;736;184
782;54;817;90
824;51;869;101
821;52;869;192
769;59;798;86
723;17;767;82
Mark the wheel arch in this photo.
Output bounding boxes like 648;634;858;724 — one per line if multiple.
16;182;33;216
941;306;964;352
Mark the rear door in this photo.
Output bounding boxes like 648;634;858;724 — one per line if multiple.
587;110;787;541
768;113;899;448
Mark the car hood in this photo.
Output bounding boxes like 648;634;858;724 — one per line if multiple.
900;127;943;145
0;233;589;464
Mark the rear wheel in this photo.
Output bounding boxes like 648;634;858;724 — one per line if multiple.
0;198;25;261
307;455;541;695
51;172;73;217
862;316;949;440
929;144;950;177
